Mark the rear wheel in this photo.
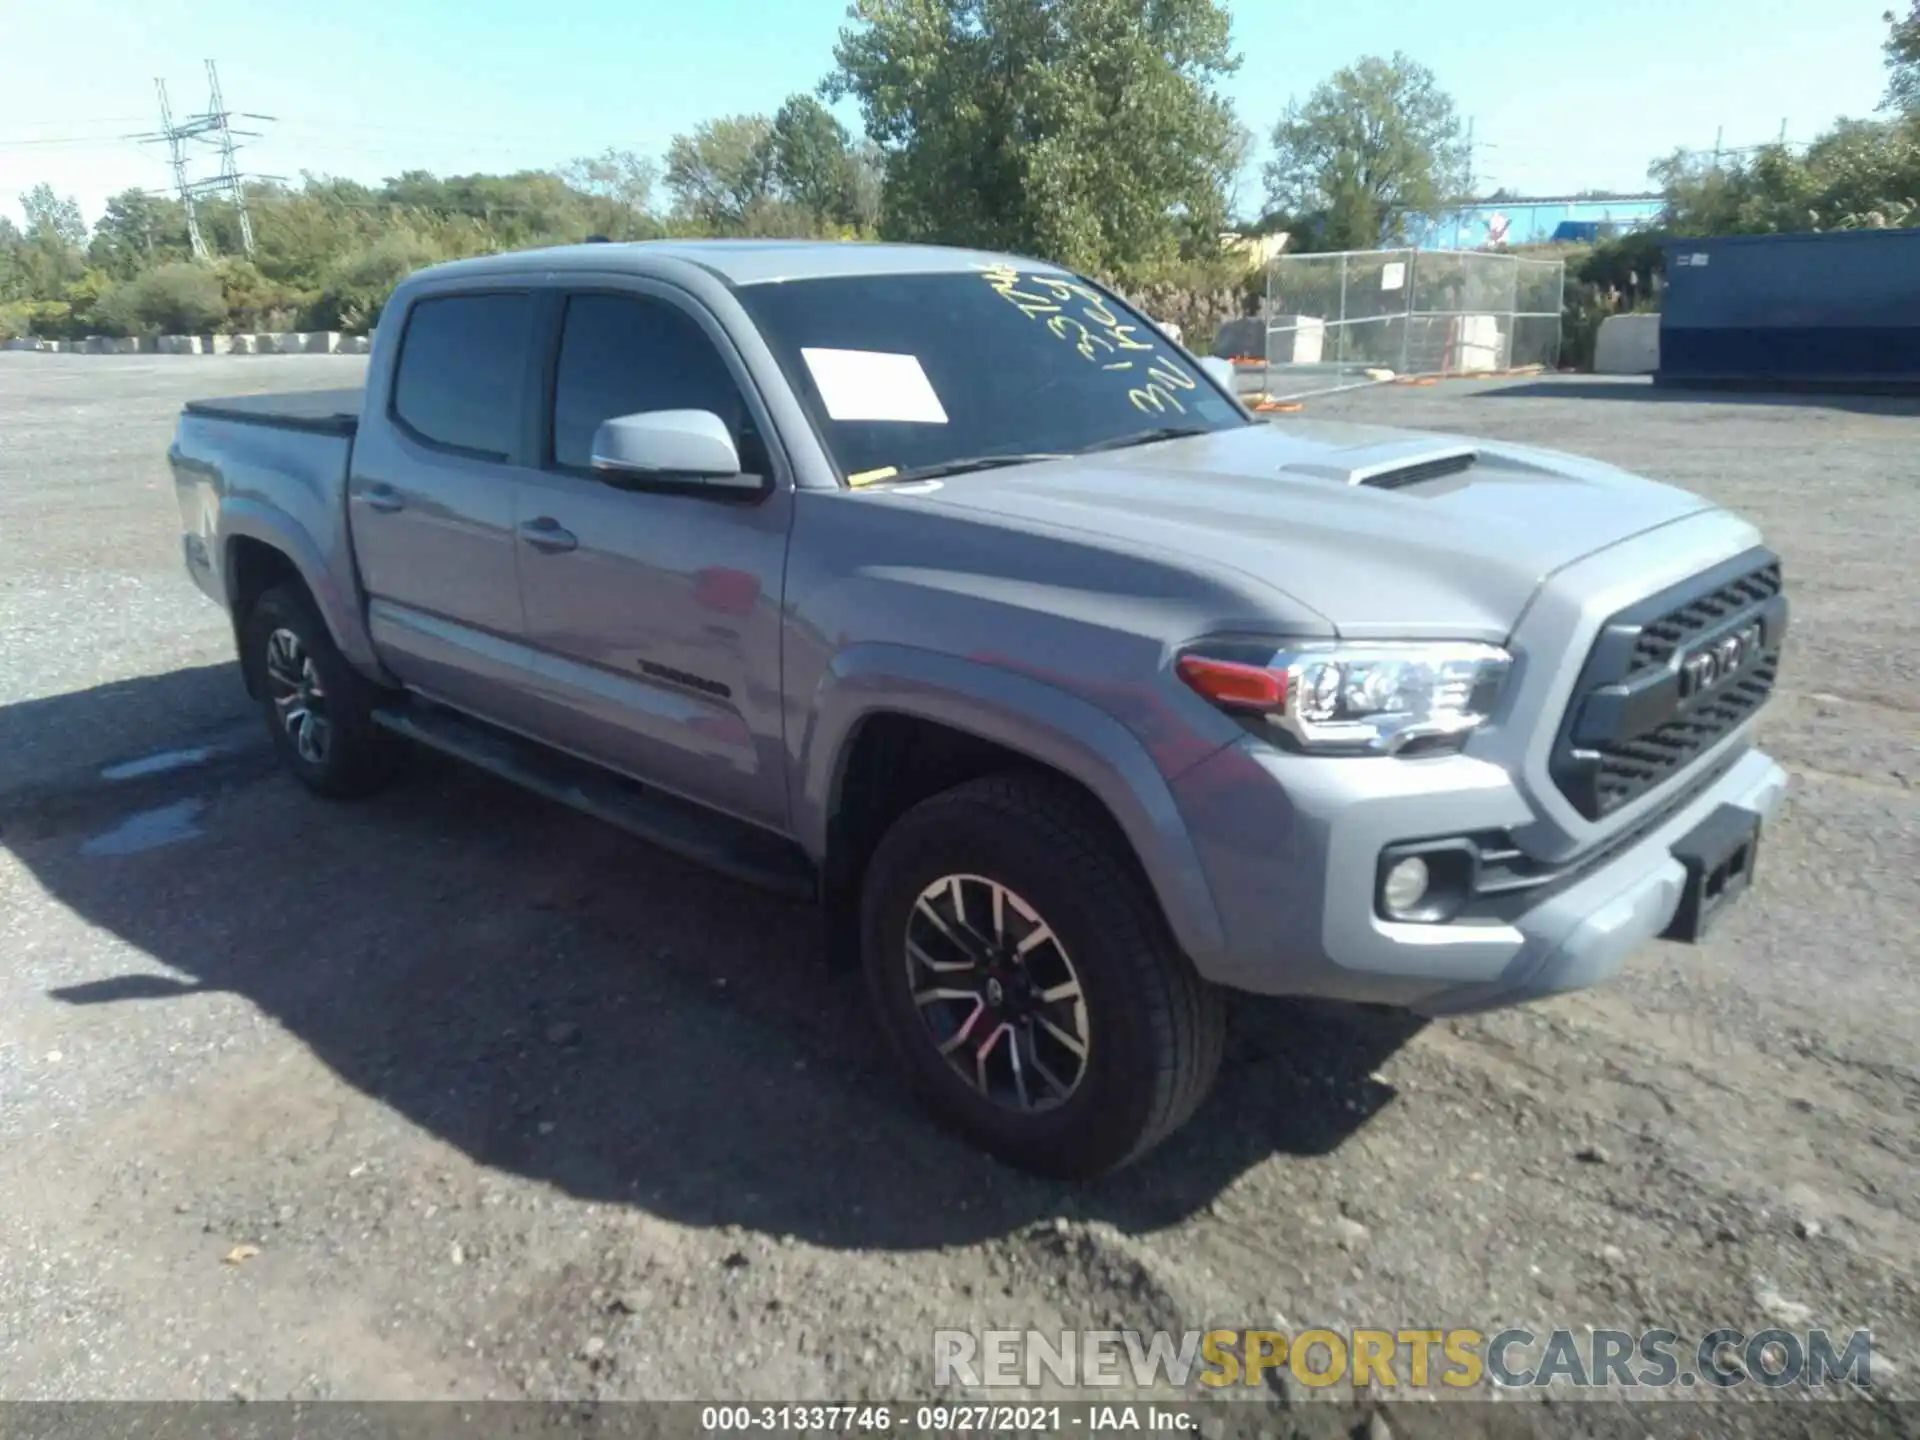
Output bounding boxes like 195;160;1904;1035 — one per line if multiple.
243;585;398;798
860;774;1225;1178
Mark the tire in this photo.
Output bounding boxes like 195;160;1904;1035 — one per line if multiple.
242;584;398;798
860;773;1226;1179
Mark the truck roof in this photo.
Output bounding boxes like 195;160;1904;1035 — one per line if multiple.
408;238;1070;288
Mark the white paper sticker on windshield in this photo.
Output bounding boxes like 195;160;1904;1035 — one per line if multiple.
1380;262;1406;291
801;348;949;424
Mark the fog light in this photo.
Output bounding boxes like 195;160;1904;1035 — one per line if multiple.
1381;856;1431;917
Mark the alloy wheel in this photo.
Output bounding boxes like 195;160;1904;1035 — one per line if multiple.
264;627;330;765
904;873;1092;1112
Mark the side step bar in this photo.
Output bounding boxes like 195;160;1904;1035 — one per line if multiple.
373;702;817;901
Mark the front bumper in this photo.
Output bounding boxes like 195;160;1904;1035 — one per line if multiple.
1168;732;1787;1015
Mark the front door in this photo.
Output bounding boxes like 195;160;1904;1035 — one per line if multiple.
511;287;794;831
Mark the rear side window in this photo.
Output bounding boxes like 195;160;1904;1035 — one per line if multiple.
391;292;532;459
551;292;748;470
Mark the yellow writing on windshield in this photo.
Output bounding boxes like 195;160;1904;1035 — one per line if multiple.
981;267;1199;416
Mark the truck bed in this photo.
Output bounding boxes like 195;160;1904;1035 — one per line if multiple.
182;388;364;436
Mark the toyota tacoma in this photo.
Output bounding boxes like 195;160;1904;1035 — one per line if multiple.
170;240;1788;1177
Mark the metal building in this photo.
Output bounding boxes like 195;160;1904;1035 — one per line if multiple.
1658;229;1920;390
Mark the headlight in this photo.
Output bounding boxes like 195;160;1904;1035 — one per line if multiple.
1175;641;1511;755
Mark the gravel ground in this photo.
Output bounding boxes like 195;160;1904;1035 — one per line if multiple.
1;355;1916;1433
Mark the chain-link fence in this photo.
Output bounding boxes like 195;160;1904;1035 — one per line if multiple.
1259;249;1565;401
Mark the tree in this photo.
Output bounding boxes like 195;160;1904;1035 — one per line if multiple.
0;217;25;302
306;229;449;332
1651;117;1920;234
15;184;88;295
557;149;662;239
22;184;86;250
1887;4;1920;114
664;115;777;230
827;0;1242;278
90;189;188;279
1262;53;1470;251
767;95;861;227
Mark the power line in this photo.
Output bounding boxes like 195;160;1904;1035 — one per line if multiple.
0;134;147;148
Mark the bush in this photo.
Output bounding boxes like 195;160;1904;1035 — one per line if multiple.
1108;255;1260;355
61;268;116;335
15;299;75;339
216;258;306;332
303;231;447;332
94;263;228;336
1576;231;1664;306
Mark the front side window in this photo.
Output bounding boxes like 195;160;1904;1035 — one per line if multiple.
551;292;750;471
734;267;1248;482
390;292;532;459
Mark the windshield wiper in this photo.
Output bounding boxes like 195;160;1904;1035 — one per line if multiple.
1076;426;1211;454
877;452;1071;484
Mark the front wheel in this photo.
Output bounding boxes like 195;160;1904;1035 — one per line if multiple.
243;584;398;798
860;774;1226;1179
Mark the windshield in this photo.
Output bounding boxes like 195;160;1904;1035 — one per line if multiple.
733;266;1250;483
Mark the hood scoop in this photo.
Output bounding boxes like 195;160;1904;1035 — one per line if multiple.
1280;439;1478;490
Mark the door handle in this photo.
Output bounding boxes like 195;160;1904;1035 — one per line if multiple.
362;483;404;513
518;517;578;554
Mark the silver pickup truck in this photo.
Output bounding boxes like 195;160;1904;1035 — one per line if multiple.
171;239;1788;1177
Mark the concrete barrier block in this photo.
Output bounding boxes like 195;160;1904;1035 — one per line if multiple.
1268;315;1326;365
340;334;371;355
133;336;159;354
80;336;108;354
1594;313;1660;375
206;334;232;355
307;331;342;354
228;334;257;355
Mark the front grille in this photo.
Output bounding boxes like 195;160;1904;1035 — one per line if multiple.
1551;548;1787;822
1627;560;1782;676
1590;659;1776;815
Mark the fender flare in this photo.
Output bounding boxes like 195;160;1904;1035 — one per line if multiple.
218;498;386;679
796;643;1227;964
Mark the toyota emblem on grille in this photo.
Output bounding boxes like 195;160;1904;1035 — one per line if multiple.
1679;620;1763;699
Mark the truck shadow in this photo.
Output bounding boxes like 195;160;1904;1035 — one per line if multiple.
5;666;1424;1253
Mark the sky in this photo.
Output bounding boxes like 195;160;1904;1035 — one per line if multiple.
0;0;1895;231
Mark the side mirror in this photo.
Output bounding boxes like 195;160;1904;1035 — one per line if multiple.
1198;356;1237;390
590;410;759;490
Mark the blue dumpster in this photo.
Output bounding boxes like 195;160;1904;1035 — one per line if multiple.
1658;229;1920;390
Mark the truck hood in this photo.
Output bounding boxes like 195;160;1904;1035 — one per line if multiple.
907;418;1716;639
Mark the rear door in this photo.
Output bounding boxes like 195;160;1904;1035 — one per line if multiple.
509;284;795;831
348;289;546;723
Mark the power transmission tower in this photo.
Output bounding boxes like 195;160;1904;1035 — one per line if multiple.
145;79;210;260
130;61;278;260
205;62;256;255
